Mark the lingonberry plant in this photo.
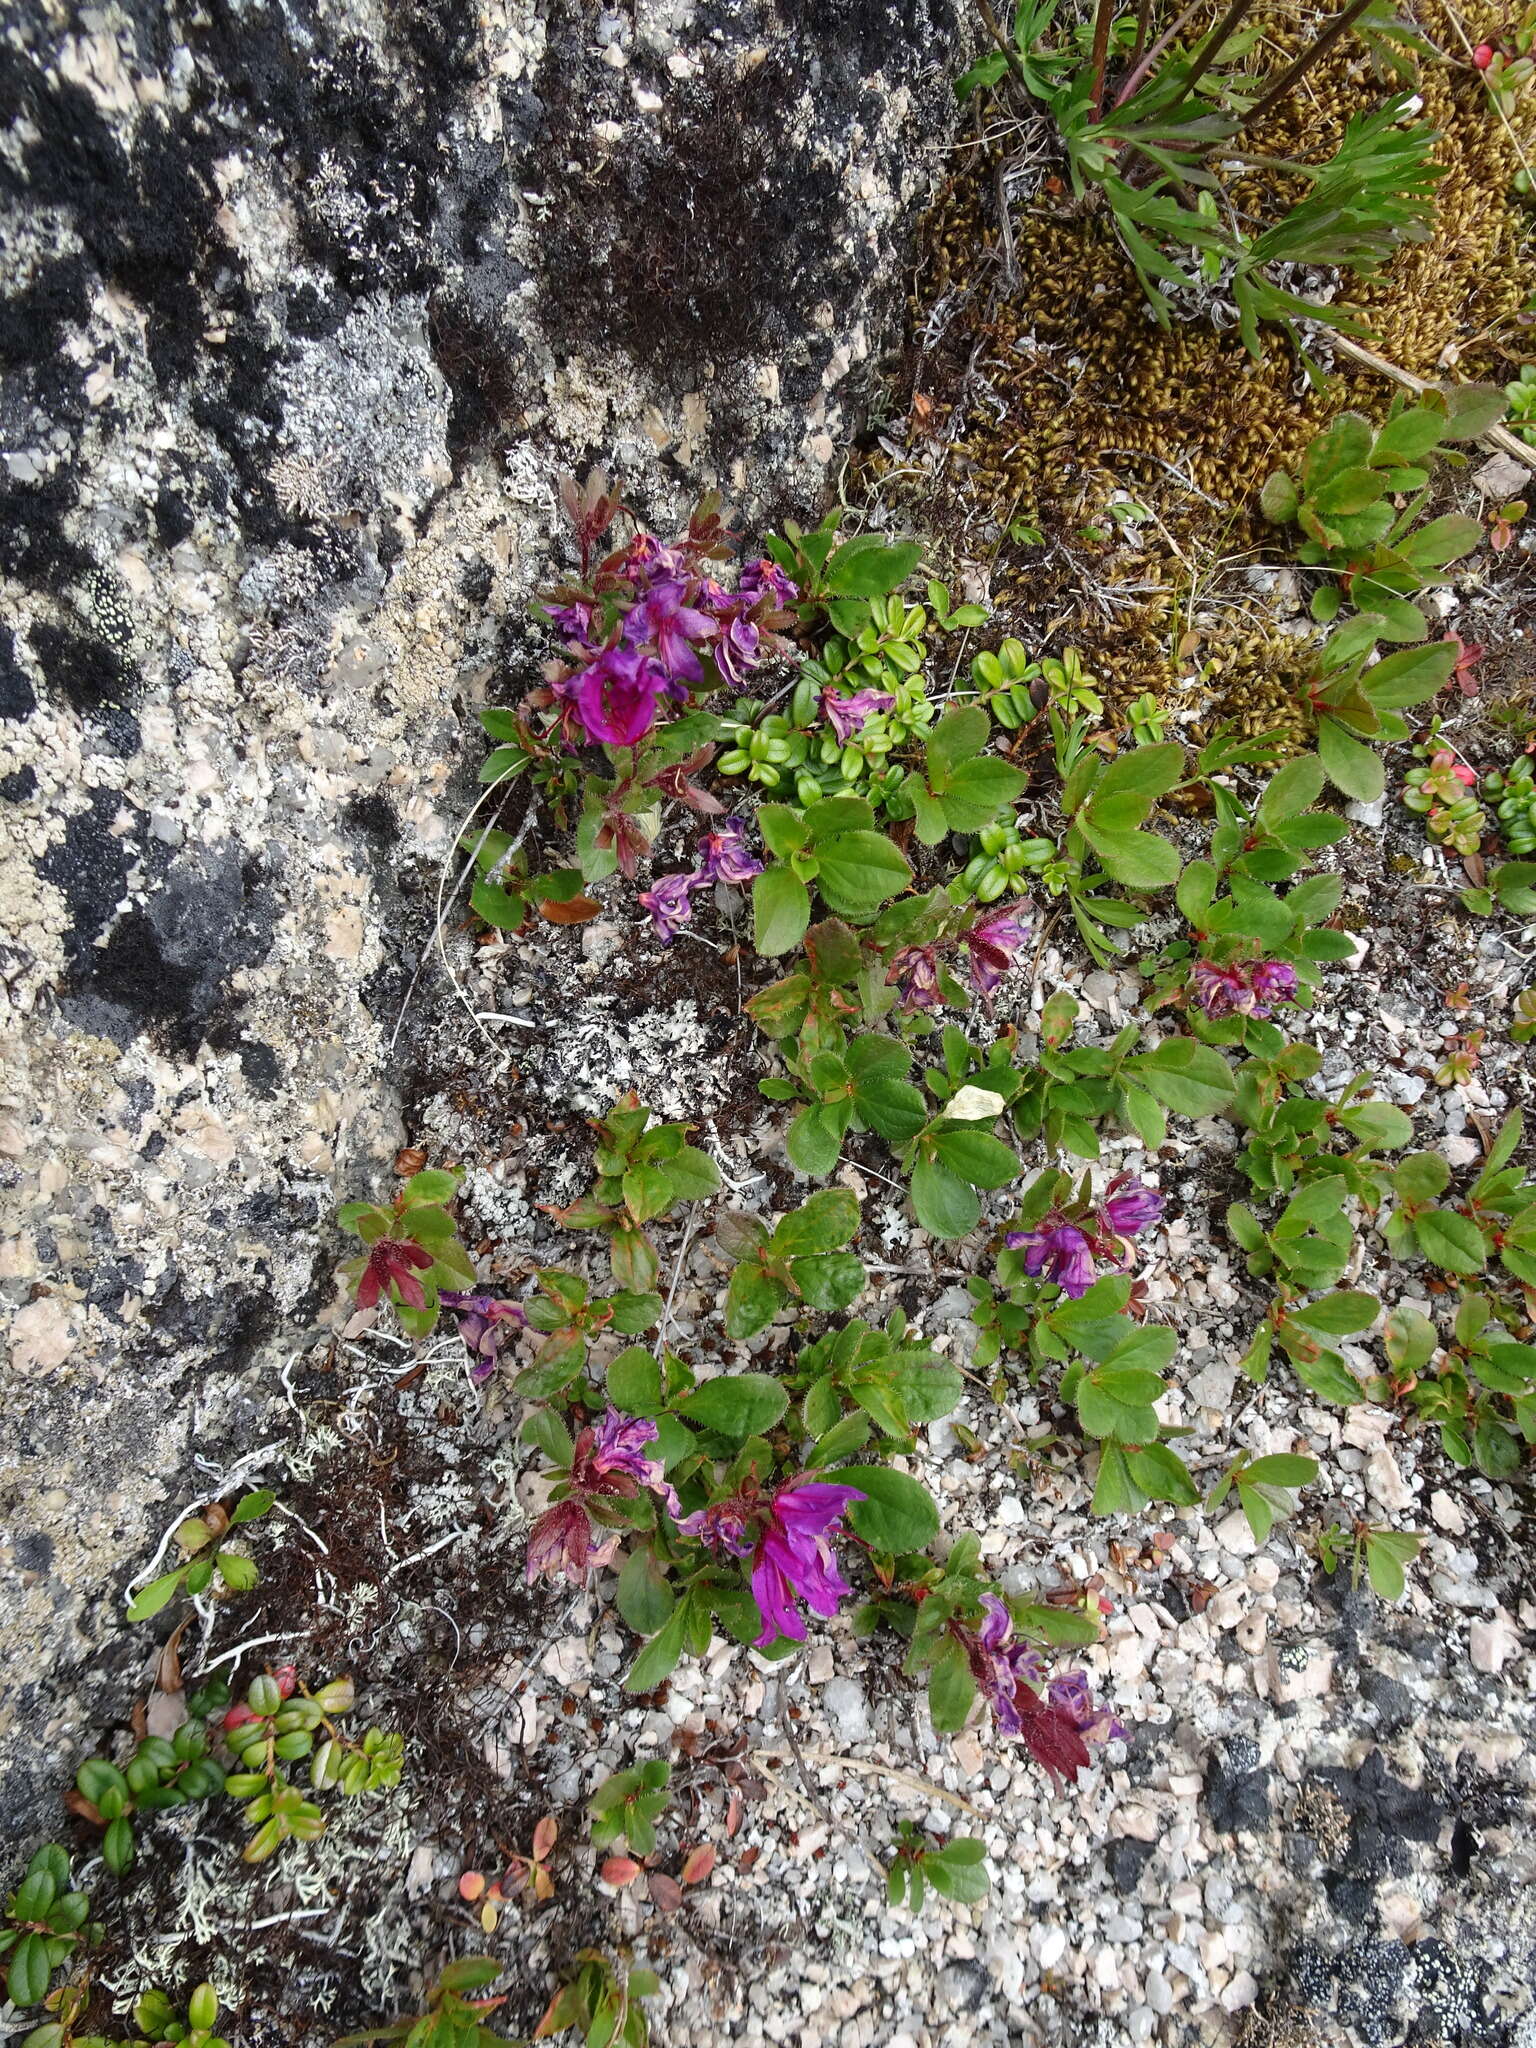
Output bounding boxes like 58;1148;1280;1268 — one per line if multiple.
1;1848;100;2011
125;1488;276;1621
73;1678;232;1874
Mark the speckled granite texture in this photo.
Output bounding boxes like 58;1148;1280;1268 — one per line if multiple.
0;0;961;1827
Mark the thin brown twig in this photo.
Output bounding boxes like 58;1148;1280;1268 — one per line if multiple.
1237;0;1377;134
1088;0;1118;119
976;0;1029;87
1325;333;1536;477
1112;0;1208;109
1170;0;1260;112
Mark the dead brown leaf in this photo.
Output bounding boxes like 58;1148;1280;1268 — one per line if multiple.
539;896;602;925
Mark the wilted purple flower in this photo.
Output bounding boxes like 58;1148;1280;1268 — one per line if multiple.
1046;1671;1126;1747
748;1479;866;1646
967;1595;1048;1735
527;1406;680;1585
739;557;799;610
962;906;1031;1001
712;611;762;690
571;645;669;747
675;1497;755;1558
886;944;943;1012
697;816;763;886
438;1291;528;1384
526;1499;620;1586
356;1237;434;1312
1191;960;1251;1019
586;1408;679;1513
822;687;895;745
637;870;702;944
1099;1179;1164;1239
625;578;716;688
1006;1220;1096;1298
1249;959;1298;1008
1192;957;1298;1022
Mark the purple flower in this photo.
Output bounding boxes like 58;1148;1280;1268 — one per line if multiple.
1046;1671;1126;1747
968;1595;1048;1735
637;871;702;944
587;1407;680;1514
438;1291;528;1384
620;535;689;588
739;558;799;610
886;944;942;1012
1099;1179;1164;1239
962;907;1031;1001
712;612;762;690
822;687;895;745
544;596;598;645
1191;960;1253;1019
1192;957;1299;1022
1006;1220;1096;1298
748;1479;866;1646
571;645;670;747
625;578;716;688
697;817;763;886
675;1497;755;1559
1250;959;1298;1008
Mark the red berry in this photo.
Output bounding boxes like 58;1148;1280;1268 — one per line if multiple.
1474;41;1496;66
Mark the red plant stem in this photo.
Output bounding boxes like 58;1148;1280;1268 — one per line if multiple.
1088;0;1119;117
1236;0;1378;132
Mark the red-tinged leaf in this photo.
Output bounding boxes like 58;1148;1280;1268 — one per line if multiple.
459;1872;487;1902
533;1867;555;1902
1016;1696;1092;1791
738;1845;761;1872
64;1788;104;1826
1462;851;1486;886
534;1984;584;2039
532;1814;558;1860
646;1871;684;1913
680;1844;716;1886
601;1856;641;1887
539;895;602;925
726;1792;742;1839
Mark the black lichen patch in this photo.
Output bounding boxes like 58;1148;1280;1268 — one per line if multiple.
0;626;37;720
1;765;39;801
2;76;222;388
30;624;141;720
429;287;536;462
534;38;845;377
36;787;140;961
40;819;280;1056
